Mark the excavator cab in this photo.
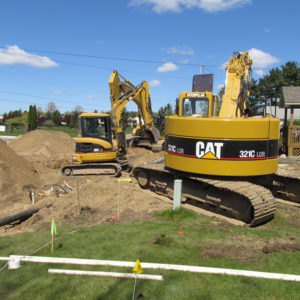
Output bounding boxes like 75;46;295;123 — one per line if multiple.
79;113;112;144
72;113;117;164
178;92;219;117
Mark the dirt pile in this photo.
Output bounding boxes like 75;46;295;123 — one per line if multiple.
1;133;168;235
9;130;74;167
0;139;41;207
127;147;163;167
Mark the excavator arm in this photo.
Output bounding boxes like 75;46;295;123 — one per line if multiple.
109;70;160;154
219;51;252;118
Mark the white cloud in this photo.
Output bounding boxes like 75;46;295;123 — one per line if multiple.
217;83;224;89
0;45;58;68
52;90;75;95
221;49;280;77
157;62;179;72
129;0;251;13
198;0;251;13
247;48;280;69
52;90;62;95
254;69;265;76
264;28;271;33
163;46;194;55
149;79;161;87
87;95;97;99
180;59;190;64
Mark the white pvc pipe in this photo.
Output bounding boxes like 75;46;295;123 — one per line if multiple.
173;179;182;210
48;269;163;281
0;257;9;261
8;255;300;282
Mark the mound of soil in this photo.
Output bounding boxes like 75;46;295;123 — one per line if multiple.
0;139;41;211
9;130;74;167
1;133;169;235
127;147;163;168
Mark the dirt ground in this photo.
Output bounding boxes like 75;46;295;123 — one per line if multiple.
0;131;170;236
199;235;300;263
1;131;300;244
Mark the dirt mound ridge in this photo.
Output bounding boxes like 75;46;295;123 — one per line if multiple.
0;139;41;201
9;130;74;165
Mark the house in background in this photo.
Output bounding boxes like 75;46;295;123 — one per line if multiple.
280;86;300;156
0;115;3;123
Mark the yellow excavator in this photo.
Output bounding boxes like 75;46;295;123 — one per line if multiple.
109;70;161;152
62;70;161;176
61;112;128;176
133;51;281;226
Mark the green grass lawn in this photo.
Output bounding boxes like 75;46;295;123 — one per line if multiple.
0;208;299;299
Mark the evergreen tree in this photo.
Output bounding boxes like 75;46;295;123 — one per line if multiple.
27;105;33;130
32;105;37;130
27;105;38;130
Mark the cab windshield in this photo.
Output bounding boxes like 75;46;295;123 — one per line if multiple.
182;98;209;116
82;117;110;139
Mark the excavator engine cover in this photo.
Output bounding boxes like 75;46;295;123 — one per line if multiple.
164;116;280;177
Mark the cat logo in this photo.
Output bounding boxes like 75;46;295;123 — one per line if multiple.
196;141;224;160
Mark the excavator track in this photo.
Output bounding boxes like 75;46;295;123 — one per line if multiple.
62;162;122;177
271;163;300;204
133;164;276;226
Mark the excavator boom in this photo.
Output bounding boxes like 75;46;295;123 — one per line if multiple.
109;70;160;153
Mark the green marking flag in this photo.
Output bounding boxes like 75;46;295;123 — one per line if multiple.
51;219;57;235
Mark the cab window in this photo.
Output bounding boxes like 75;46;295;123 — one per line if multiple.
182;98;209;117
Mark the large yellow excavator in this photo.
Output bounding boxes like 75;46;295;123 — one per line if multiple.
133;52;281;226
62;70;160;176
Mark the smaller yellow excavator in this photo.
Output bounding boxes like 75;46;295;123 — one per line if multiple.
61;112;128;176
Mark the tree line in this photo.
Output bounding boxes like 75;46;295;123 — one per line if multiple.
4;60;299;129
249;61;300;114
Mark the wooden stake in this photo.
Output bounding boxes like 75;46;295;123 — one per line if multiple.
51;234;54;253
118;181;120;219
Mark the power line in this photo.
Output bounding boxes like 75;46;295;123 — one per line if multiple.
0;90;111;111
0;46;222;74
23;48;221;69
53;59;193;80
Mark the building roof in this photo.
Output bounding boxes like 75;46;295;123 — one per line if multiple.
280;86;300;108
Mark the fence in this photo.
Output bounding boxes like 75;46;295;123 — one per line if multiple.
288;125;300;156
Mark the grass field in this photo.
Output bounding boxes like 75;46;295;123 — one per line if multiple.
0;126;133;137
0;207;299;299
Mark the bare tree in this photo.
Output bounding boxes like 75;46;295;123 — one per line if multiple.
47;101;57;113
74;105;83;113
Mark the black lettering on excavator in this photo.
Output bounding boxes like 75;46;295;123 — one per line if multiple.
165;135;279;160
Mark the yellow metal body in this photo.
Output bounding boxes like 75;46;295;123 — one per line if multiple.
109;70;160;151
165;116;279;176
164;52;280;177
219;52;252;118
73;113;117;164
73;137;117;163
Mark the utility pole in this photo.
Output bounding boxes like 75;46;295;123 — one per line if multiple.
200;64;203;74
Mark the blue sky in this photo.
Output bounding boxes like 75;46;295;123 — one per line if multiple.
0;0;299;114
